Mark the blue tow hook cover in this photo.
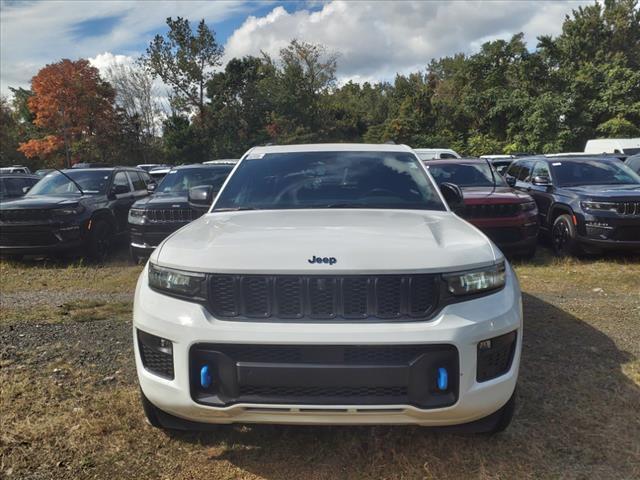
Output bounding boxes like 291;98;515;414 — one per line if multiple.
200;365;212;389
437;367;448;391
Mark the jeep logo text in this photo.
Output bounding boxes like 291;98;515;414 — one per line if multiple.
308;255;337;265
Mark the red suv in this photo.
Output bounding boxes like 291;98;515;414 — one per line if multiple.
427;158;539;258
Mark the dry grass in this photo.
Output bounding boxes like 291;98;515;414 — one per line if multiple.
1;249;639;479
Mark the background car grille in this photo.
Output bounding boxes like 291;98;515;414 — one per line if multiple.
0;209;52;223
208;274;439;321
611;226;640;241
0;228;58;246
482;227;523;244
145;208;202;223
463;203;520;218
615;201;640;216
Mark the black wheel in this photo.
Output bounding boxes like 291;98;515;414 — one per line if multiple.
551;214;580;257
86;220;113;262
140;390;164;429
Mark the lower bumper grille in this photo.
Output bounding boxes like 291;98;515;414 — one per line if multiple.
190;343;459;408
611;226;640;241
482;227;524;244
0;228;58;246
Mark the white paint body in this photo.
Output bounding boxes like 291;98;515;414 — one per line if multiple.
584;138;640;155
413;148;461;160
133;143;522;426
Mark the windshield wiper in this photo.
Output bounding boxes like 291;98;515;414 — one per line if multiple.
213;206;258;212
53;168;84;195
314;203;370;209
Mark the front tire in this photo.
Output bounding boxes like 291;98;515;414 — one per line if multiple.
551;214;581;257
86;220;113;262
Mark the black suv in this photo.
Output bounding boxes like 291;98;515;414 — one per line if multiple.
0;167;153;260
128;163;235;262
505;156;640;255
0;174;41;201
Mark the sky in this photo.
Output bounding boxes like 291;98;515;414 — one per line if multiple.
0;0;591;97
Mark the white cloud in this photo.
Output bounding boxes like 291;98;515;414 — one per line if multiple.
0;0;251;94
224;0;590;82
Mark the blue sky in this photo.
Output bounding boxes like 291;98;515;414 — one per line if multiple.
0;0;589;95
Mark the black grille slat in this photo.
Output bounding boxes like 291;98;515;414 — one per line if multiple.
139;343;174;379
0;209;52;223
207;274;438;321
145;208;201;223
240;385;408;398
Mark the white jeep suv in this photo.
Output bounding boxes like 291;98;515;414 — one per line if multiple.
133;143;522;433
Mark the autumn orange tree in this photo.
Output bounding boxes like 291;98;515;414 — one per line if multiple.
18;59;116;167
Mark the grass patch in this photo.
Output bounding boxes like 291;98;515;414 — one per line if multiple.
1;300;132;326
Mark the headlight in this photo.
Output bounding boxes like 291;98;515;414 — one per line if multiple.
580;201;618;212
443;261;506;296
128;208;147;225
520;201;537;212
52;205;83;216
148;263;206;299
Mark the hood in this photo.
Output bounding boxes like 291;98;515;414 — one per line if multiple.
0;195;86;209
154;209;499;274
563;184;640;200
461;186;531;204
133;192;189;209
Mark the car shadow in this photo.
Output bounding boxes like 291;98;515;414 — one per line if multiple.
165;293;639;478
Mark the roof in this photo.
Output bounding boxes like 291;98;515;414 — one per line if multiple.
203;159;239;165
247;143;414;155
513;155;623;163
163;163;234;171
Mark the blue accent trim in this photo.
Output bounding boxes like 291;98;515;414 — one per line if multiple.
437;367;448;390
200;365;211;389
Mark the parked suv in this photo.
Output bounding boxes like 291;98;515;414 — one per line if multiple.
427;159;538;258
505;156;640;255
128;163;235;262
134;144;522;433
0;167;151;260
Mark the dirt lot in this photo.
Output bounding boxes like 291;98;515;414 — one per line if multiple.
1;247;639;479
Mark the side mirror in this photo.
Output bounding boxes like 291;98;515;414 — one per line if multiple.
147;183;157;193
439;182;464;212
110;184;129;197
532;175;551;186
505;176;517;187
188;185;215;208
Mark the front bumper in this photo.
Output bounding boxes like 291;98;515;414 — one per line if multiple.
133;264;522;426
576;213;640;252
0;222;86;255
469;214;538;253
129;223;184;257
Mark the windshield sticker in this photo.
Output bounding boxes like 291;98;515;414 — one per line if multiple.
168;170;177;174
552;162;562;166
246;153;265;160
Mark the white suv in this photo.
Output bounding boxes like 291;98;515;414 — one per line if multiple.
133;143;522;433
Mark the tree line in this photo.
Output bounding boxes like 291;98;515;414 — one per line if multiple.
1;0;638;170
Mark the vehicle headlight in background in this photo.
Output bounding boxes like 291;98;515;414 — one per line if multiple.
580;201;618;212
520;201;537;212
128;208;147;225
443;261;506;296
148;263;206;299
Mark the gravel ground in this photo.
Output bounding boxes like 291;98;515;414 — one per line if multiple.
0;290;133;310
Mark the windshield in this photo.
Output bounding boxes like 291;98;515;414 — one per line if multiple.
427;162;504;187
550;160;640;187
26;170;110;196
213;151;446;211
156;166;233;194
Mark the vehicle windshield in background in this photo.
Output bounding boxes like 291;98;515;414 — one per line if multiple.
213;151;446;211
623;148;640;156
427;162;504;187
550;160;640;187
26;170;110;196
156;166;233;194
